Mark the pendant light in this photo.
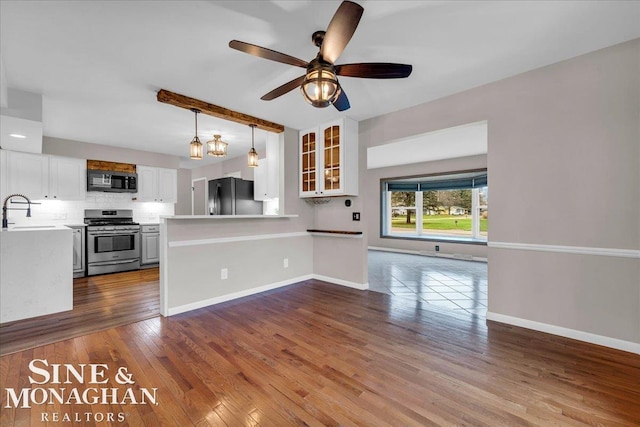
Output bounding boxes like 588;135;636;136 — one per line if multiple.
247;124;259;168
207;134;228;157
189;108;203;160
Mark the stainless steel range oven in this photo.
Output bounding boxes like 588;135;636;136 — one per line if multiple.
84;209;140;276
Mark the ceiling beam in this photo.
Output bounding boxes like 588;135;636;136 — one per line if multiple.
156;89;284;134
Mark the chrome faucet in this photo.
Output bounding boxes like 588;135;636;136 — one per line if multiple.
2;193;32;229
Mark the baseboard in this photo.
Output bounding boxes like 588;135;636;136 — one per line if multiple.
313;274;369;290
167;274;313;316
486;311;640;355
368;246;487;263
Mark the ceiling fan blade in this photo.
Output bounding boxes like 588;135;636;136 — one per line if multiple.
320;1;364;64
229;40;308;68
332;88;350;111
261;75;306;101
335;63;413;79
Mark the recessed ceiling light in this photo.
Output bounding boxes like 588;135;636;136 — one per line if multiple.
9;134;26;139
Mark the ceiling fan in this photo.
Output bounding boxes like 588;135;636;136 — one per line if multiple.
229;0;412;112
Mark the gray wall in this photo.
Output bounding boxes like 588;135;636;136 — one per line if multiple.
43;136;180;169
360;38;640;345
190;154;256;181
175;168;192;215
164;219;314;312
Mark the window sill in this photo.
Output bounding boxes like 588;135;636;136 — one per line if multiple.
382;234;488;246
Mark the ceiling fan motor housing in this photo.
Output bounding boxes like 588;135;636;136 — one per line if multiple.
312;30;326;47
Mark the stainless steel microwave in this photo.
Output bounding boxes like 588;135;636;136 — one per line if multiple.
87;170;138;193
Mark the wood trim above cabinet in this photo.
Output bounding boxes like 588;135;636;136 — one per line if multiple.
87;160;136;173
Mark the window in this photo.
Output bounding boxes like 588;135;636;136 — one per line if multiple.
382;171;488;242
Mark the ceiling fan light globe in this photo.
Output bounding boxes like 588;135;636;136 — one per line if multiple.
190;136;203;160
301;67;339;108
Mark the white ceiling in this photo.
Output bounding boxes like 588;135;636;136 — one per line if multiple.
1;1;638;169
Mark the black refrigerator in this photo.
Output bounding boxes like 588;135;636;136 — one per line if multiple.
208;177;263;215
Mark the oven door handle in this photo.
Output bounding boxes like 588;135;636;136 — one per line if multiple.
88;259;140;266
87;231;140;236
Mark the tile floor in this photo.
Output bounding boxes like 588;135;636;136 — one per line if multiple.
368;250;488;316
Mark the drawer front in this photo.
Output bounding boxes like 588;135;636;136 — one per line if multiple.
141;224;159;233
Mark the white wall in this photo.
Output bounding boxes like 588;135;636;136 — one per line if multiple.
360;38;640;351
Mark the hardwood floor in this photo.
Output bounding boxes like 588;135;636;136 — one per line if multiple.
0;268;159;356
1;277;639;426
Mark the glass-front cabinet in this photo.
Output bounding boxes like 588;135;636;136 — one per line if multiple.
299;117;358;198
300;130;317;195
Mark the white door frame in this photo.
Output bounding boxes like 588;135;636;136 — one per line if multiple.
191;177;208;215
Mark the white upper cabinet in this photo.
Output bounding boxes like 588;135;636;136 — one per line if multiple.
4;150;49;200
254;132;280;201
136;165;157;201
136;165;176;203
299;117;358;198
2;150;85;201
157;168;177;203
49;156;86;200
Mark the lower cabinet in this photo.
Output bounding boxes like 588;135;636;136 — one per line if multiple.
70;226;85;278
141;224;160;266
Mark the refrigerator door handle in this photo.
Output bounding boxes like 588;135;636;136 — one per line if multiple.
212;183;221;215
217;184;222;215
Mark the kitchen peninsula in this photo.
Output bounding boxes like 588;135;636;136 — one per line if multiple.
0;226;73;323
159;214;368;317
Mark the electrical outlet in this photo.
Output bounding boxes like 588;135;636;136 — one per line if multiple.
283;258;289;268
435;245;440;252
221;268;228;280
352;212;360;221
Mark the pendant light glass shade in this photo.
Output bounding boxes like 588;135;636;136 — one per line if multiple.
207;134;228;157
248;147;259;167
248;124;259;167
189;109;203;160
190;136;203;160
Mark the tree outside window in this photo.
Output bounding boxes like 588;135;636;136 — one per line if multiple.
390;191;416;233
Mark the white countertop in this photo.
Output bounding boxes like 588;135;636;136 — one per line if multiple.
162;215;298;220
1;224;71;232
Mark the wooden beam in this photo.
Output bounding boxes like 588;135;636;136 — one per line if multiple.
156;89;284;133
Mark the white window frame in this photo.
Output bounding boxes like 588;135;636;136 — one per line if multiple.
383;182;487;243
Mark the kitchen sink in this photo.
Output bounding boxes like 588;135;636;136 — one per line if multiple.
11;225;56;229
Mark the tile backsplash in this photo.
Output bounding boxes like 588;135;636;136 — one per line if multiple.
4;192;174;226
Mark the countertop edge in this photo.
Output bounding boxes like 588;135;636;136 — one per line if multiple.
161;215;299;220
1;225;73;232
